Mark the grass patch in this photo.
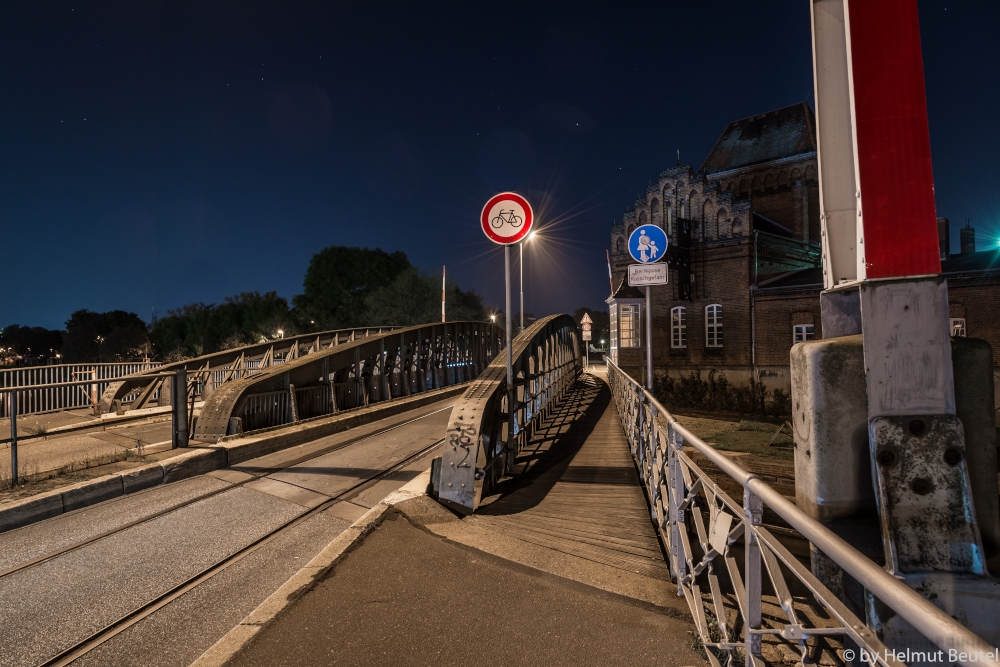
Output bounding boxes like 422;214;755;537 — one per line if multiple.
709;428;794;459
736;420;777;432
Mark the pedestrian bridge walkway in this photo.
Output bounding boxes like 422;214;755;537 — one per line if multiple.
468;370;668;583
223;368;703;667
201;317;997;667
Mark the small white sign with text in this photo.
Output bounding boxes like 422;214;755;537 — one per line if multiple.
628;263;668;286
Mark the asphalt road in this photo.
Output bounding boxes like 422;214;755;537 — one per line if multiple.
0;397;456;667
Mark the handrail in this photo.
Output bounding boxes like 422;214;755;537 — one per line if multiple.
434;314;582;514
605;357;996;667
193;321;502;442
0;361;161;418
97;326;400;414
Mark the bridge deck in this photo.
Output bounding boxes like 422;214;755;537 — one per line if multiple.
227;369;701;667
471;369;667;581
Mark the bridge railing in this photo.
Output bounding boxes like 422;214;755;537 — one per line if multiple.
605;358;996;667
192;321;503;442
435;314;582;514
98;327;399;416
0;362;161;418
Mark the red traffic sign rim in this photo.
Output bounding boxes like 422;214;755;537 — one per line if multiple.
481;192;534;245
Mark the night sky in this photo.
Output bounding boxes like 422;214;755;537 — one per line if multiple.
2;1;997;330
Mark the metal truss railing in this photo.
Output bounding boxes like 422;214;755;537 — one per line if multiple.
192;321;503;442
0;362;161;418
435;314;582;514
97;327;399;415
606;358;996;667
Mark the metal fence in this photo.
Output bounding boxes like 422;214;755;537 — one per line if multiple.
0;362;161;418
605;358;996;667
196;321;503;442
99;327;398;416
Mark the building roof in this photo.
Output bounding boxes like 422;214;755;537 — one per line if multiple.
753;250;1000;292
755;267;823;291
700;103;817;176
606;274;645;303
753;212;794;238
942;249;1000;274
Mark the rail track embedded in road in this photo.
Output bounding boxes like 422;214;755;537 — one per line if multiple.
34;434;447;667
0;403;453;581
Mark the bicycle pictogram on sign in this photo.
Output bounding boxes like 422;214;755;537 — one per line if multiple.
490;209;524;229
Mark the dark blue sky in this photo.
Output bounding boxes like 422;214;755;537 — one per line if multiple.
2;1;997;330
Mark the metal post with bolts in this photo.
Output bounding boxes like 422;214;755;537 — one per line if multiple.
172;367;189;449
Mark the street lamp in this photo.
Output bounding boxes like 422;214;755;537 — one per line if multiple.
277;329;284;339
520;230;536;334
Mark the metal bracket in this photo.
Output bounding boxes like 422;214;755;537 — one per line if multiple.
870;415;986;575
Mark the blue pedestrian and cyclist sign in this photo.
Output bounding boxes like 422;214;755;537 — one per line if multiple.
627;225;668;286
628;224;668;263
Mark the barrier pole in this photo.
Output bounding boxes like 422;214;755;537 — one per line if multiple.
9;391;17;486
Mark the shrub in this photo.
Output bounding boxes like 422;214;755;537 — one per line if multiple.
654;370;790;417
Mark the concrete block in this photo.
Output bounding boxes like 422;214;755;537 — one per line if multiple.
952;337;1000;558
121;463;165;494
61;474;125;513
0;491;64;533
161;448;228;484
790;334;872;521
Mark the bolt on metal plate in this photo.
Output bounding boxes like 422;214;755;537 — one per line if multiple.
870;415;986;575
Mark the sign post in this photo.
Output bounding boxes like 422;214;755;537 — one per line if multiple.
627;224;669;391
481;192;534;470
580;313;593;370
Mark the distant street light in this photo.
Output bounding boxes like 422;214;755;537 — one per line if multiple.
489;314;496;323
277;329;284;339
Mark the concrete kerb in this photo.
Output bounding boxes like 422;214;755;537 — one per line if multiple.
188;470;434;667
0;384;467;534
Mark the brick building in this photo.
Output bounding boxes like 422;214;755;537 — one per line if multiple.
607;103;822;389
607;103;1000;395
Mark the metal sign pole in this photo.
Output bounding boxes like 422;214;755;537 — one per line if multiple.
625;224;667;391
646;286;653;390
505;245;515;466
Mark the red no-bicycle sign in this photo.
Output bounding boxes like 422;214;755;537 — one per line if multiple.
481;192;533;245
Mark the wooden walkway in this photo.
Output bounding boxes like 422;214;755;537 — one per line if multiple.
471;369;668;581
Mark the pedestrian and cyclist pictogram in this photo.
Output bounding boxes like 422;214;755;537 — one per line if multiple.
628;225;668;264
480;192;533;245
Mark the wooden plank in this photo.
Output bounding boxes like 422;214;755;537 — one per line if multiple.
471;373;671;582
